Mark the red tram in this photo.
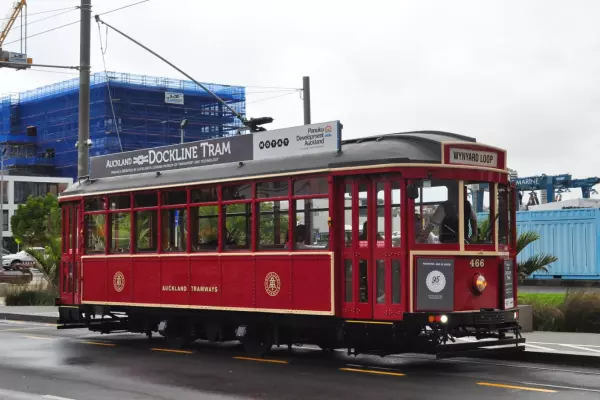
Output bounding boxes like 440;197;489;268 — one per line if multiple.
57;124;524;358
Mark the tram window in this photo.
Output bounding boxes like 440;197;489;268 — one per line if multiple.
258;200;289;250
190;206;218;251
293;177;328;196
295;198;329;248
257;180;289;199
85;197;105;212
376;183;385;243
391;260;401;304
109;195;130;210
222;184;252;201
359;259;368;303
161;208;187;252
391;182;401;247
498;185;510;246
344;259;353;302
465;182;488;245
110;212;130;253
344;184;352;247
414;180;458;244
376;260;385;304
135;210;158;252
191;187;218;203
135;193;158;208
358;184;369;243
84;214;106;254
223;203;251;250
162;190;187;206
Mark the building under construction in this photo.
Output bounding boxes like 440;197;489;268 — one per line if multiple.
0;71;246;178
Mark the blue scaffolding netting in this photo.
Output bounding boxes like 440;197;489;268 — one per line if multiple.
0;71;246;178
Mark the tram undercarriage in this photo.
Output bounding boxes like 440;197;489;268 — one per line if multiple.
58;305;525;359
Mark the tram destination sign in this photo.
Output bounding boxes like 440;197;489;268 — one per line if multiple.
89;121;342;179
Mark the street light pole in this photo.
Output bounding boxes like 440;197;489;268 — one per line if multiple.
303;76;311;125
77;0;92;179
0;148;6;258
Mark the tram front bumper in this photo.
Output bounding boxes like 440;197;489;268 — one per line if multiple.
403;308;525;359
404;308;520;329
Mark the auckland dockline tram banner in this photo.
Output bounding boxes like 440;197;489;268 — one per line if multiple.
89;121;342;180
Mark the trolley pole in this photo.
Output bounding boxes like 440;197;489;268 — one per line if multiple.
303;76;311;125
77;0;92;179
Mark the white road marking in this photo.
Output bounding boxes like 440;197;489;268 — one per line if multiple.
523;343;559;352
556;344;600;354
517;382;600;393
528;341;600;349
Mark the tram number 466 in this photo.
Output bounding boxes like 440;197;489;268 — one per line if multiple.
469;259;485;268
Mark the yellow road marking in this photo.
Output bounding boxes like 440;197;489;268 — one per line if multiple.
0;326;49;332
339;368;405;377
233;356;289;364
345;320;393;325
477;382;557;393
81;341;117;347
24;335;55;341
0;320;58;327
150;348;194;355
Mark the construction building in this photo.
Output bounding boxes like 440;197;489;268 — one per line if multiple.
0;71;246;178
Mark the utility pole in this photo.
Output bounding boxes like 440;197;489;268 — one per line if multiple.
0;148;5;258
303;76;311;125
77;0;92;179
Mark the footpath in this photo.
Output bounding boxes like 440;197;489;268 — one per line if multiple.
1;306;599;367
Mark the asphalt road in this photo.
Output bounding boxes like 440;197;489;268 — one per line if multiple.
0;321;599;399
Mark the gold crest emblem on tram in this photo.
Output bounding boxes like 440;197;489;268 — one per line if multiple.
264;272;281;297
113;271;125;293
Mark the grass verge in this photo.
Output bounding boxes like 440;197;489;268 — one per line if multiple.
519;289;600;332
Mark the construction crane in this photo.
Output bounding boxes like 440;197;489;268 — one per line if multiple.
0;0;32;69
512;173;600;206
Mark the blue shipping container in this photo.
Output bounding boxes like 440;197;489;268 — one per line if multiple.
478;209;600;279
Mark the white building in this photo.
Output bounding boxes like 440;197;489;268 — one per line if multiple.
0;175;73;250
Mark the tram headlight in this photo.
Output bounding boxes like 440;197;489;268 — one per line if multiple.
473;273;487;294
440;315;448;324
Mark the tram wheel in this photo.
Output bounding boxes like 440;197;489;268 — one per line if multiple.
242;327;273;357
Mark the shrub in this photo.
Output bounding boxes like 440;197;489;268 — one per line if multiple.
4;285;56;306
559;289;600;333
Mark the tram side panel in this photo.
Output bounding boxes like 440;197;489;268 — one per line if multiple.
412;255;514;313
81;253;334;315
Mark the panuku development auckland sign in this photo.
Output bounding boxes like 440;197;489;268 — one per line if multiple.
89;121;342;179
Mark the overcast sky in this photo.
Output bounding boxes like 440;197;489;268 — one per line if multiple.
1;0;598;196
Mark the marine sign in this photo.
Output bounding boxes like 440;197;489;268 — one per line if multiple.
89;121;342;179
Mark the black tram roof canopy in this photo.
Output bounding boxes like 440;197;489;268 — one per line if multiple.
61;130;477;197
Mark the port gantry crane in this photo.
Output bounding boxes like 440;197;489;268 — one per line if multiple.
0;0;32;70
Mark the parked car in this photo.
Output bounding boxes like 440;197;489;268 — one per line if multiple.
2;247;46;269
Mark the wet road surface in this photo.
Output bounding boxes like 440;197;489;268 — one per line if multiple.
0;321;599;399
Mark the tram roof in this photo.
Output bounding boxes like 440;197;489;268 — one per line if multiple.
61;130;478;197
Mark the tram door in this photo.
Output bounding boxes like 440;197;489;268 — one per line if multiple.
341;176;405;320
60;202;81;305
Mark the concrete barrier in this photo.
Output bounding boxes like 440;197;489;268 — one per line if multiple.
518;305;533;332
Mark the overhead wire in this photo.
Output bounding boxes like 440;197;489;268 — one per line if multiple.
7;7;79;33
2;0;152;47
29;68;79;75
0;6;76;21
247;91;301;104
